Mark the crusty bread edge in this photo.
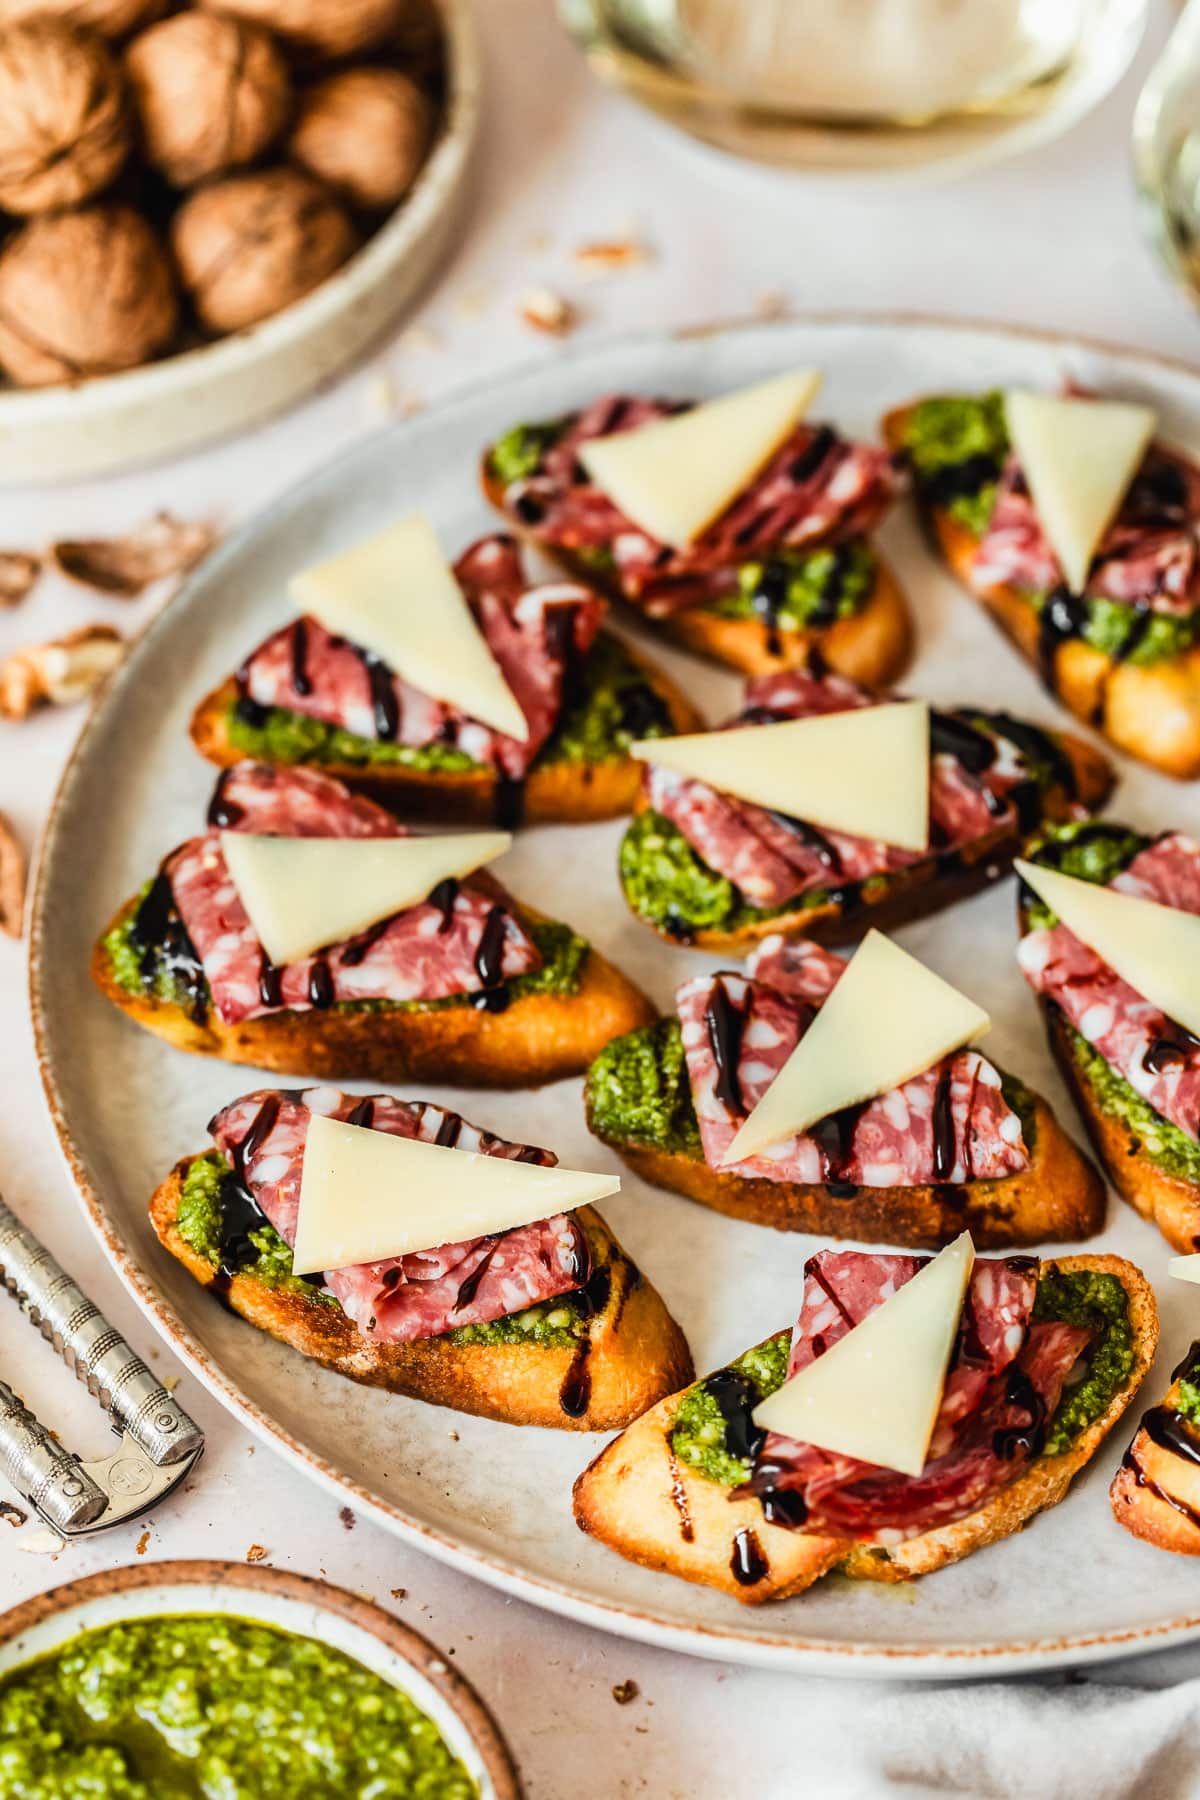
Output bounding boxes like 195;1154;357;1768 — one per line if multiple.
590;1089;1105;1249
883;398;1200;781
1110;1363;1200;1557
152;1161;694;1431
187;630;706;827
92;885;656;1088
573;1253;1157;1603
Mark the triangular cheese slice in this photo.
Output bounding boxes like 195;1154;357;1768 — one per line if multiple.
292;1113;620;1274
578;369;822;547
752;1232;976;1476
631;702;929;852
722;931;989;1164
289;512;528;741
221;829;511;968
1169;1255;1200;1285
1004;391;1156;593
1016;857;1200;1041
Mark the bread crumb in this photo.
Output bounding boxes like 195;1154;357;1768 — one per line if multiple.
245;1543;269;1563
612;1679;639;1705
756;290;787;319
19;1528;65;1555
366;373;397;417
135;1528;151;1556
575;240;651;275
390;1587;407;1600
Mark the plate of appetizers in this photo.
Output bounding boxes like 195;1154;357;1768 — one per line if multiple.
31;315;1200;1675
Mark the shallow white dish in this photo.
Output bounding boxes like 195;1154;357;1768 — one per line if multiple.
0;1560;520;1795
31;315;1200;1677
0;0;480;485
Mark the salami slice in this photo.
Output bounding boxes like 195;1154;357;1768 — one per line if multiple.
497;394;904;615
209;1088;588;1344
676;956;1028;1188
644;670;1018;911
236;533;604;779
745;1250;1090;1541
167;763;541;1026
1018;832;1200;1143
973;439;1200;613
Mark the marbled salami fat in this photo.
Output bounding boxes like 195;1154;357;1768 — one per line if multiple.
237;534;604;779
496;393;904;615
167;763;540;1026
209;1087;588;1344
746;1249;1089;1541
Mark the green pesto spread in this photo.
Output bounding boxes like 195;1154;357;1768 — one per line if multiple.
1174;1344;1200;1426
102;904;588;1022
616;808;880;937
901;390;1008;536
486;417;567;486
0;1615;476;1800
670;1333;790;1486
1032;1268;1134;1455
226;634;672;774
707;542;877;632
176;1153;590;1348
1024;822;1200;1184
669;1270;1131;1489
904;392;1200;666
586;1018;701;1155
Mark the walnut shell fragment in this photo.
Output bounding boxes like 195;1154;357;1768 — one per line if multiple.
0;0;165;38
202;0;407;62
287;66;434;210
0;624;123;718
0;205;178;387
53;512;215;595
125;11;292;187
0;552;39;606
0;22;131;215
0;812;25;937
172;166;355;332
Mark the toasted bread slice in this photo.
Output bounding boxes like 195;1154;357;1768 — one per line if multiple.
884;400;1200;780
93;887;656;1088
480;455;913;685
589;1088;1105;1249
1110;1352;1200;1555
619;718;1113;954
188;633;705;827
152;1162;692;1430
573;1254;1157;1602
1040;1002;1200;1253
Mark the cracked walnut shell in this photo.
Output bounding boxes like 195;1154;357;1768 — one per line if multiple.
172;166;355;333
0;21;131;214
125;11;291;187
0;205;178;387
287;67;434;211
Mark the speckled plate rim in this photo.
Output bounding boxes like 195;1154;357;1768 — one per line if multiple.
29;310;1200;1679
0;1559;522;1796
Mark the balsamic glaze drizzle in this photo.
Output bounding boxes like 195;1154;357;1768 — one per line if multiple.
704;980;747;1114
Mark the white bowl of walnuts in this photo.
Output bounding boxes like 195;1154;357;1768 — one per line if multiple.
0;0;479;481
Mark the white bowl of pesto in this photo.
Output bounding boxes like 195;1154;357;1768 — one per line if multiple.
0;1560;521;1799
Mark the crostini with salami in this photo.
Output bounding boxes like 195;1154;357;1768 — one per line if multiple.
481;374;913;682
885;387;1200;778
617;664;1112;954
154;1087;692;1430
93;762;654;1086
587;931;1105;1249
574;1243;1156;1602
190;530;702;828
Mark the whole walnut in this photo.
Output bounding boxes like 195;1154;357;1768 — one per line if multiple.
200;0;408;62
0;0;164;39
0;22;130;214
126;11;291;187
288;67;433;211
0;205;178;386
172;166;355;333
